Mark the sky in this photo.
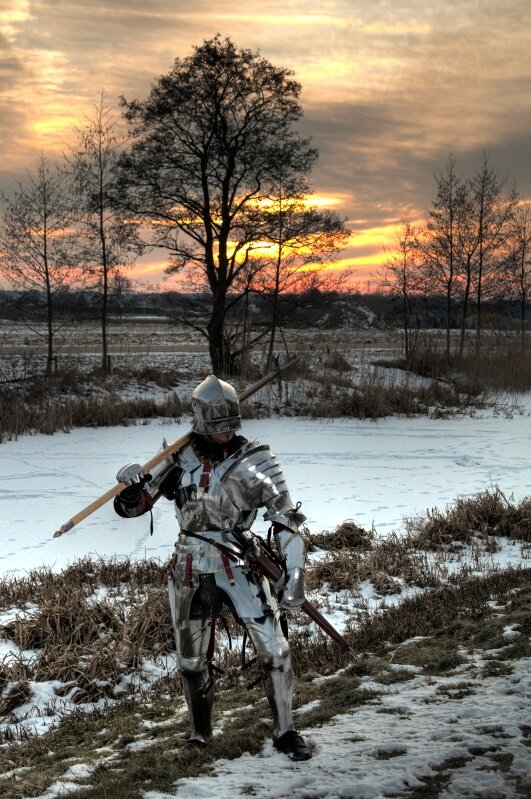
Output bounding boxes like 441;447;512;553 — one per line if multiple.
1;412;531;796
1;0;530;288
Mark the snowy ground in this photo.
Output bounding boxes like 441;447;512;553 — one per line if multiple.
1;404;531;799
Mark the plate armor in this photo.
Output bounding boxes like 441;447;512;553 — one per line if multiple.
115;432;307;745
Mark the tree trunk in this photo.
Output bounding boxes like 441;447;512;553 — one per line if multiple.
207;290;228;376
267;258;282;368
459;264;472;358
445;284;452;359
45;282;54;377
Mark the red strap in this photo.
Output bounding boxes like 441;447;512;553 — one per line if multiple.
221;553;236;585
183;553;193;587
199;460;212;490
163;552;177;585
206;618;216;662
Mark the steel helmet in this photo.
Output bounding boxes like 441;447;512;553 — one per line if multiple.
191;375;241;435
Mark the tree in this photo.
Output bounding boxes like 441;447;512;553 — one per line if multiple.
65;92;143;373
253;189;348;366
467;152;518;350
419;154;466;358
118;36;321;375
0;155;82;376
381;220;423;360
506;200;531;343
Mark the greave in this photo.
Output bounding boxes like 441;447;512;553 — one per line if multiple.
181;670;214;743
261;654;295;739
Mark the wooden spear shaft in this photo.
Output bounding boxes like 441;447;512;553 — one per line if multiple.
53;358;299;538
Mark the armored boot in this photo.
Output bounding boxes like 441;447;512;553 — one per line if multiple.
273;730;312;761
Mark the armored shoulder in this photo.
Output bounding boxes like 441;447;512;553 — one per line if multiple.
220;443;287;504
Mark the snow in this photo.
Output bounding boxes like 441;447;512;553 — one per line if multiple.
145;656;530;799
1;407;531;577
1;405;531;798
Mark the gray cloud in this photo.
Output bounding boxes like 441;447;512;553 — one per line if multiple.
0;0;529;245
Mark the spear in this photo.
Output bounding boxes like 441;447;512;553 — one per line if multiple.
53;358;299;538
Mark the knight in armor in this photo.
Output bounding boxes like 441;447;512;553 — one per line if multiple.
113;375;312;761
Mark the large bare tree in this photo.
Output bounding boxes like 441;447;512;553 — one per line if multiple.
0;155;82;376
118;36;322;375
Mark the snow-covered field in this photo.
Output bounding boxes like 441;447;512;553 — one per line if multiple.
1;408;531;578
1;403;531;799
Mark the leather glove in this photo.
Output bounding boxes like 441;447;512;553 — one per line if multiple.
276;567;305;611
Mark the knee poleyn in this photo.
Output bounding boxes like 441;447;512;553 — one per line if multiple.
178;655;207;675
259;645;291;672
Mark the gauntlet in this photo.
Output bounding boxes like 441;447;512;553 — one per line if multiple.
274;526;306;610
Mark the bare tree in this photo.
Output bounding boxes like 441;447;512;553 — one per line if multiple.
380;219;423;360
468;152;518;351
65;92;143;373
252;183;348;366
0;154;82;375
506;200;531;344
118;36;320;375
419;154;466;358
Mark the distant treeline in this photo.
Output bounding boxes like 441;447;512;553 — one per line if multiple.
1;288;528;332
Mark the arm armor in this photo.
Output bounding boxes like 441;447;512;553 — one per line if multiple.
113;442;182;517
221;444;306;531
221;444;307;606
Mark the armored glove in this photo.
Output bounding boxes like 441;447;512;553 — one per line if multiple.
116;462;147;485
116;462;153;508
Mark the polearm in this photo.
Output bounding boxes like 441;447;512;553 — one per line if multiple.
53;358;299;538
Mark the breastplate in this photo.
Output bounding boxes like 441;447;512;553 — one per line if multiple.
174;443;257;533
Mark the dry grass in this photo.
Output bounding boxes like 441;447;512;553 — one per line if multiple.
402;333;531;395
298;372;480;420
0;526;530;797
1;489;530;750
346;565;531;654
405;487;531;548
306;490;531;599
310;520;374;551
4;331;523;440
0;365;188;441
0;557;175;720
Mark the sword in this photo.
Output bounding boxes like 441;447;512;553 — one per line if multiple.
251;550;355;657
210;527;355;657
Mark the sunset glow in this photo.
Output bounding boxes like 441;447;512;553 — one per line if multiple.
0;0;529;291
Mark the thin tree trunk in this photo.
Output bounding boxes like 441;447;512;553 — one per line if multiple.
208;289;228;375
459;261;472;358
445;284;452;359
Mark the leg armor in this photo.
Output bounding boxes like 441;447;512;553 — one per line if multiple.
168;575;215;744
169;562;296;742
241;612;294;739
214;566;295;739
